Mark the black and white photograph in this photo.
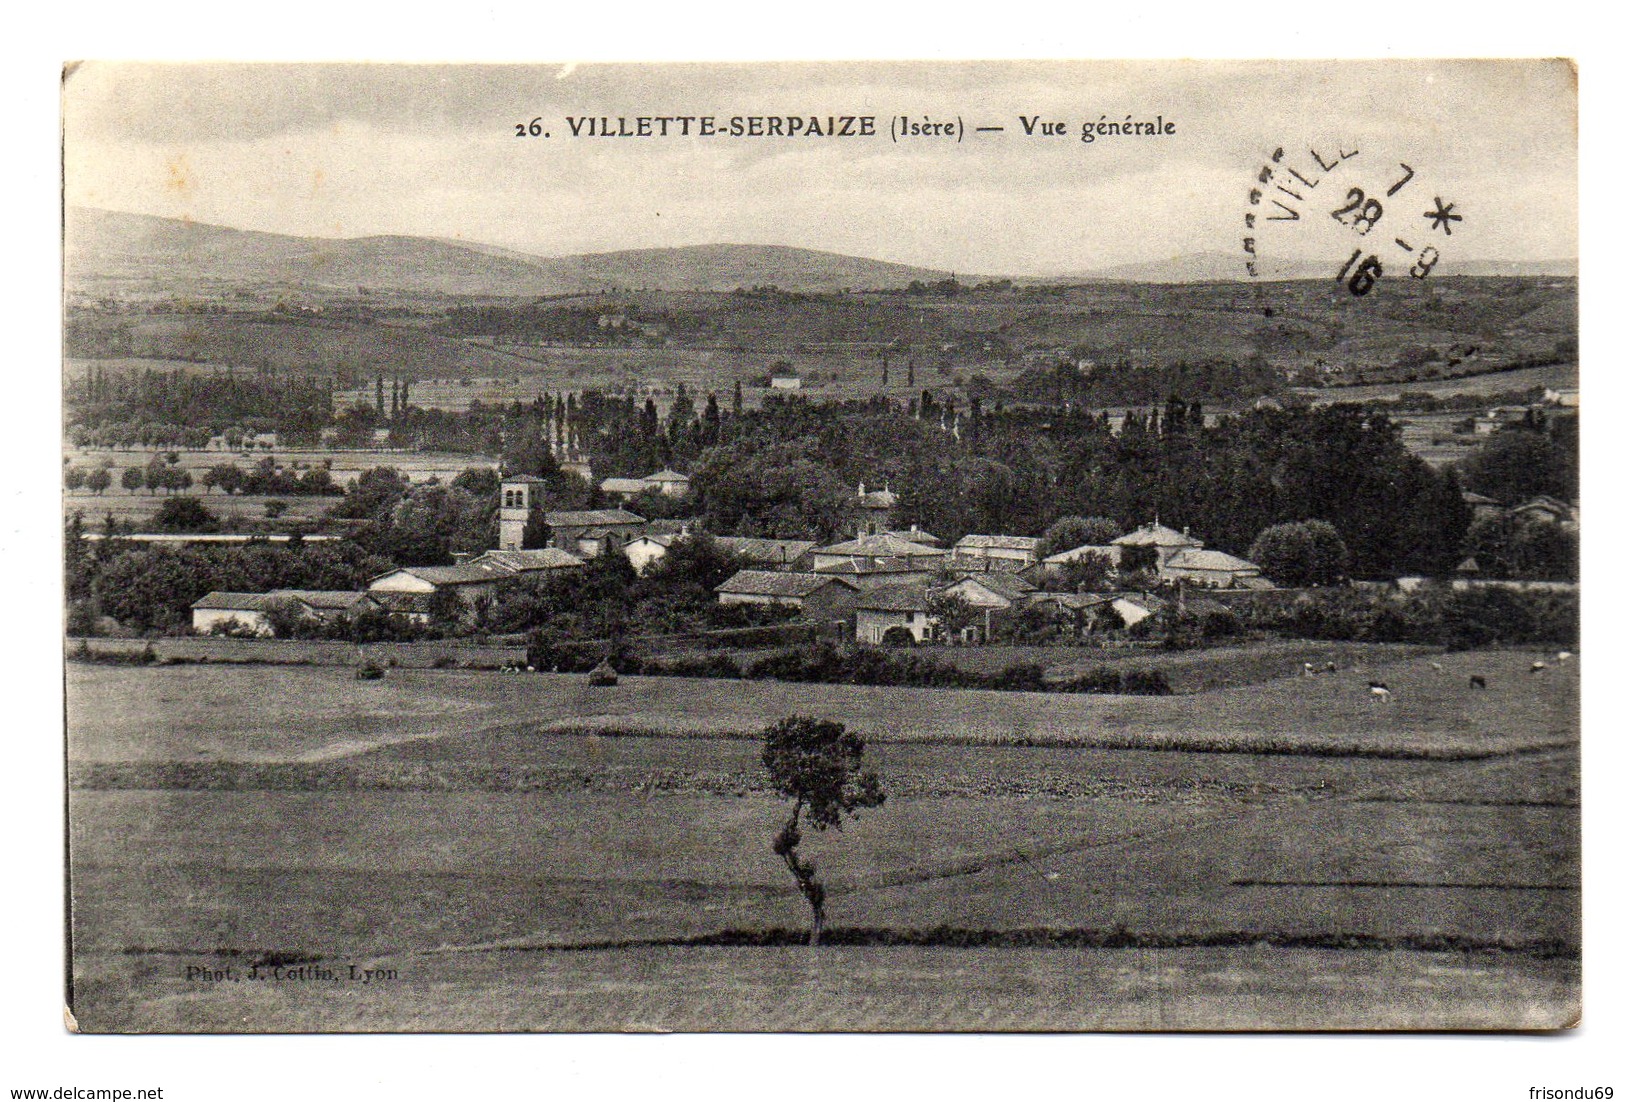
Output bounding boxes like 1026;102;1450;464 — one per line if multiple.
55;57;1584;1038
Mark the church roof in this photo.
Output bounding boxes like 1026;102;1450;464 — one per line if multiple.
816;532;945;557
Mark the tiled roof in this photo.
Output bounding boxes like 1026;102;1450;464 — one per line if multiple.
1163;549;1261;573
502;474;549;485
473;548;585;572
1042;544;1121;565
546;509;646;528
644;468;690;483
814;557;937;576
711;537;817;564
883;528;944;547
716;570;856;598
269;589;374;610
954;534;1042;551
948;574;1035;602
376;563;509;586
190;591;278;612
626;533;678;549
1112;523;1203;549
936;551;1031;574
857;488;899;508
853;584;931;612
600;478;646;494
816;532;946;557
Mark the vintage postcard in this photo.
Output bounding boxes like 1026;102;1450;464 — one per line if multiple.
61;59;1578;1032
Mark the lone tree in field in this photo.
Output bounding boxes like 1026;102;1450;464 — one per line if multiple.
761;716;885;946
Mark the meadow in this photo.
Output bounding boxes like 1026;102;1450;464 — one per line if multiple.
65;647;1579;1031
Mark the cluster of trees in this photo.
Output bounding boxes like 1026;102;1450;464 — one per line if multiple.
65;524;394;635
1237;584;1577;650
678;395;1474;580
66;365;332;444
516;535;781;655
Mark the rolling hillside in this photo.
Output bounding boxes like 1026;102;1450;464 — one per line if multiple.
66;208;956;295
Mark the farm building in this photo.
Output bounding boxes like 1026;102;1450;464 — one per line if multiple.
190;592;278;636
190;589;380;636
953;534;1043;565
1110;592;1166;629
852;584;934;644
769;372;802;390
714;570;859;619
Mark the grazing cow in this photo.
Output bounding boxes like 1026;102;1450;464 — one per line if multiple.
1428;661;1445;673
1469;675;1487;690
1320;661;1338;675
1557;651;1574;663
1531;661;1548;674
1303;662;1316;678
1369;681;1392;702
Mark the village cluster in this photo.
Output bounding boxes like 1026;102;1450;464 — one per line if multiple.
186;469;1278;645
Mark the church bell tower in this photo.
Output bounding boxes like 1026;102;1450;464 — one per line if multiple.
499;475;547;551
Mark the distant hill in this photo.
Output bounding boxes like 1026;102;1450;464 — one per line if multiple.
1074;250;1576;283
66;208;956;295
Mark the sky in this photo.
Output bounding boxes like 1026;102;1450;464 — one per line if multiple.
62;59;1577;275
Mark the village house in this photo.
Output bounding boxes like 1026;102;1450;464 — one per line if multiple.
1511;494;1578;530
953;534;1043;565
1159;548;1264;588
710;537;818;571
544;508;648;557
1462;491;1505;522
599;468;692;501
852;483;899;536
465;547;586;577
623;533;679;573
1022;591;1117;637
1112;522;1204;568
810;531;946;572
852;584;935;644
883;524;944;548
714;570;859;621
940;573;1037;643
367;562;513;609
814;558;941;590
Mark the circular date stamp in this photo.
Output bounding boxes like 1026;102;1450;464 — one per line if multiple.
1241;143;1465;296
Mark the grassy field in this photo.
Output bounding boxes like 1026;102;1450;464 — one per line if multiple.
65;646;1579;1031
66;647;1578;763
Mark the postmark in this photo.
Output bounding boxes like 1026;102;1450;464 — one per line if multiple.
1243;143;1466;296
